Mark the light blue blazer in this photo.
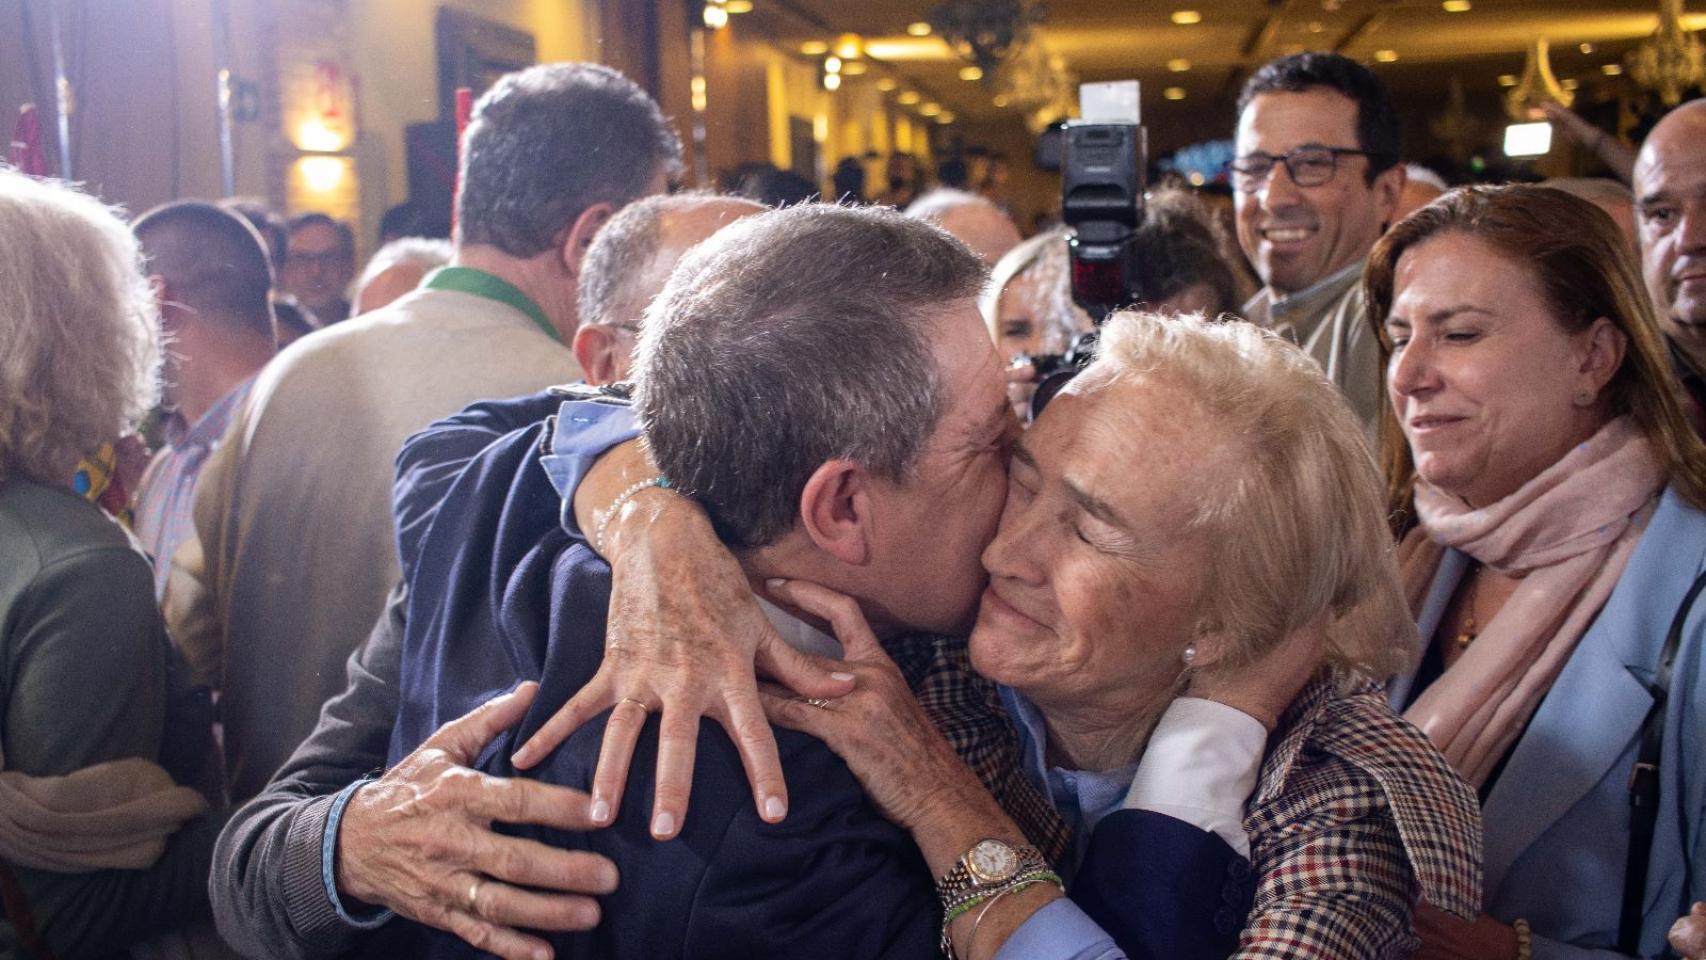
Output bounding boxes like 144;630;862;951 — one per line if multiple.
1390;487;1706;960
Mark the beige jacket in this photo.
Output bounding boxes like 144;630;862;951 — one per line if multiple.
1242;260;1381;434
165;283;580;800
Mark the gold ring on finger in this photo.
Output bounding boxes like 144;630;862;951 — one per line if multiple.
615;696;652;713
466;877;484;913
794;697;835;710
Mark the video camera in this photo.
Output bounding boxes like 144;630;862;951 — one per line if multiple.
1027;81;1148;414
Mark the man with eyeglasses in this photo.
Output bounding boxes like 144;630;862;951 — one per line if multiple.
1229;52;1407;430
281;212;358;325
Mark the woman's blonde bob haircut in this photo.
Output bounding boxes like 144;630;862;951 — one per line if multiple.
0;168;160;485
1365;184;1706;533
1088;311;1416;680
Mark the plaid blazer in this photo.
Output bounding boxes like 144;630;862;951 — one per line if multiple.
891;636;1483;960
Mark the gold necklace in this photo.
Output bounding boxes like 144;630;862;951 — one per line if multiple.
1454;563;1481;652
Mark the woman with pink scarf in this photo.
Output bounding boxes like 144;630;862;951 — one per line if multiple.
1368;184;1706;960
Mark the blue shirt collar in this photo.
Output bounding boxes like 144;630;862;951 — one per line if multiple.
999;685;1138;873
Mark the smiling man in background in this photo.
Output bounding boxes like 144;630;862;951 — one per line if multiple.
1231;52;1406;429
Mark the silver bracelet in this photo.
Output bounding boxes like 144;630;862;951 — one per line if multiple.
592;475;672;556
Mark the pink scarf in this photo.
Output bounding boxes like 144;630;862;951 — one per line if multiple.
1399;417;1664;787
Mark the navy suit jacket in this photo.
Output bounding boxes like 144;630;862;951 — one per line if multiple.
382;390;1252;959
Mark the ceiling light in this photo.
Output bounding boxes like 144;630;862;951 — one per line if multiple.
898;90;921;105
993;94;1010;107
1375;49;1398;62
1308;21;1325;33
800;40;829;55
1164;86;1187;100
702;4;729;29
937;112;956;124
1579;42;1595;54
959;66;983;80
1442;0;1471;11
1171;10;1202;25
842;61;867;75
1602;63;1624;76
906;21;932;36
823;73;842;91
1497;73;1519;87
920;102;941;116
1167;58;1192;72
836;36;862;59
824;56;842;73
1561;77;1579;90
724;0;752;11
876;77;897;91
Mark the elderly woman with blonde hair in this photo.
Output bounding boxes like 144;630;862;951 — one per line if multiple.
1368;184;1706;959
0;168;227;956
542;306;1482;958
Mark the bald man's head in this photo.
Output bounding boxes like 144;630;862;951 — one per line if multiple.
904;188;1022;265
574;193;765;383
133;201;275;339
1634;100;1706;354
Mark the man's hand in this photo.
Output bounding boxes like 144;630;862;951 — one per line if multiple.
336;683;618;960
1673;902;1706;959
1414;905;1520;960
1186;617;1326;730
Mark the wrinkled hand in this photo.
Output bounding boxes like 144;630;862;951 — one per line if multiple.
1187;617;1326;730
1673;902;1706;959
757;578;992;833
1414;905;1519;960
335;683;618;960
510;504;853;839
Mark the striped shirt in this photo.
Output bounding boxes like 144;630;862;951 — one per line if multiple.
134;377;255;598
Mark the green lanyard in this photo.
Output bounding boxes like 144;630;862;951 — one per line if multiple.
423;266;560;344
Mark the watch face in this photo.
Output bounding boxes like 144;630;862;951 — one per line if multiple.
966;839;1020;884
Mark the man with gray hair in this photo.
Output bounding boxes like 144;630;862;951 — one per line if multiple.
385;203;1011;957
905;186;1023;265
169;61;681;810
571;192;764;383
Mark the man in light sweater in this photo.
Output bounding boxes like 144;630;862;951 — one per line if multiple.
165;62;682;804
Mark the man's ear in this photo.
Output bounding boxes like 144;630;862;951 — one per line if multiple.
1372;162;1407;228
798;459;875;566
572;324;622;387
558;202;616;277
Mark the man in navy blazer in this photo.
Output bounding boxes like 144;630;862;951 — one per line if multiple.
385;205;1252;958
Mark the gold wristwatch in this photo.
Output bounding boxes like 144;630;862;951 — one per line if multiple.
936;838;1050;906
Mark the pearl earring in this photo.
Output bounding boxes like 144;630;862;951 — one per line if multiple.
1181;644;1198;666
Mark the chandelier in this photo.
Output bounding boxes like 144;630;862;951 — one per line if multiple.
1505;37;1572;121
1626;0;1705;106
929;0;1047;79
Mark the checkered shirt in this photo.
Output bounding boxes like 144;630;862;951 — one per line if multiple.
889;636;1483;959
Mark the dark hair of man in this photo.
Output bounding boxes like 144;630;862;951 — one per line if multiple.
1133;189;1247;315
457;62;684;258
1237;52;1401;183
637;203;986;550
133;200;275;338
286;211;355;255
221;198;288;272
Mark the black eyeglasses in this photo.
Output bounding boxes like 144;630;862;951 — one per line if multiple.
1225;146;1385;192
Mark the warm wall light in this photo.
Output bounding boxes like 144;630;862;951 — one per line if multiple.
800;40;829;55
906;21;932;36
702;3;729;29
1561;77;1579;90
1498;73;1519;87
898;90;921;104
297;155;348;193
1504;121;1552;156
876;77;897;91
1167;58;1191;72
937;111;956;124
1375;49;1399;62
959;66;983;80
1163;86;1187;100
843;61;868;75
725;0;752;11
1171;10;1202;25
920;102;941;116
1442;0;1471;11
293;117;347;153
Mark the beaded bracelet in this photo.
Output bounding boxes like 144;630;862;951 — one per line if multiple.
1513;918;1532;960
939;870;1063;957
592;475;672;556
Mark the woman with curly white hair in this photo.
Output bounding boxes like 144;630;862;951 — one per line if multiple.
0;168;228;957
